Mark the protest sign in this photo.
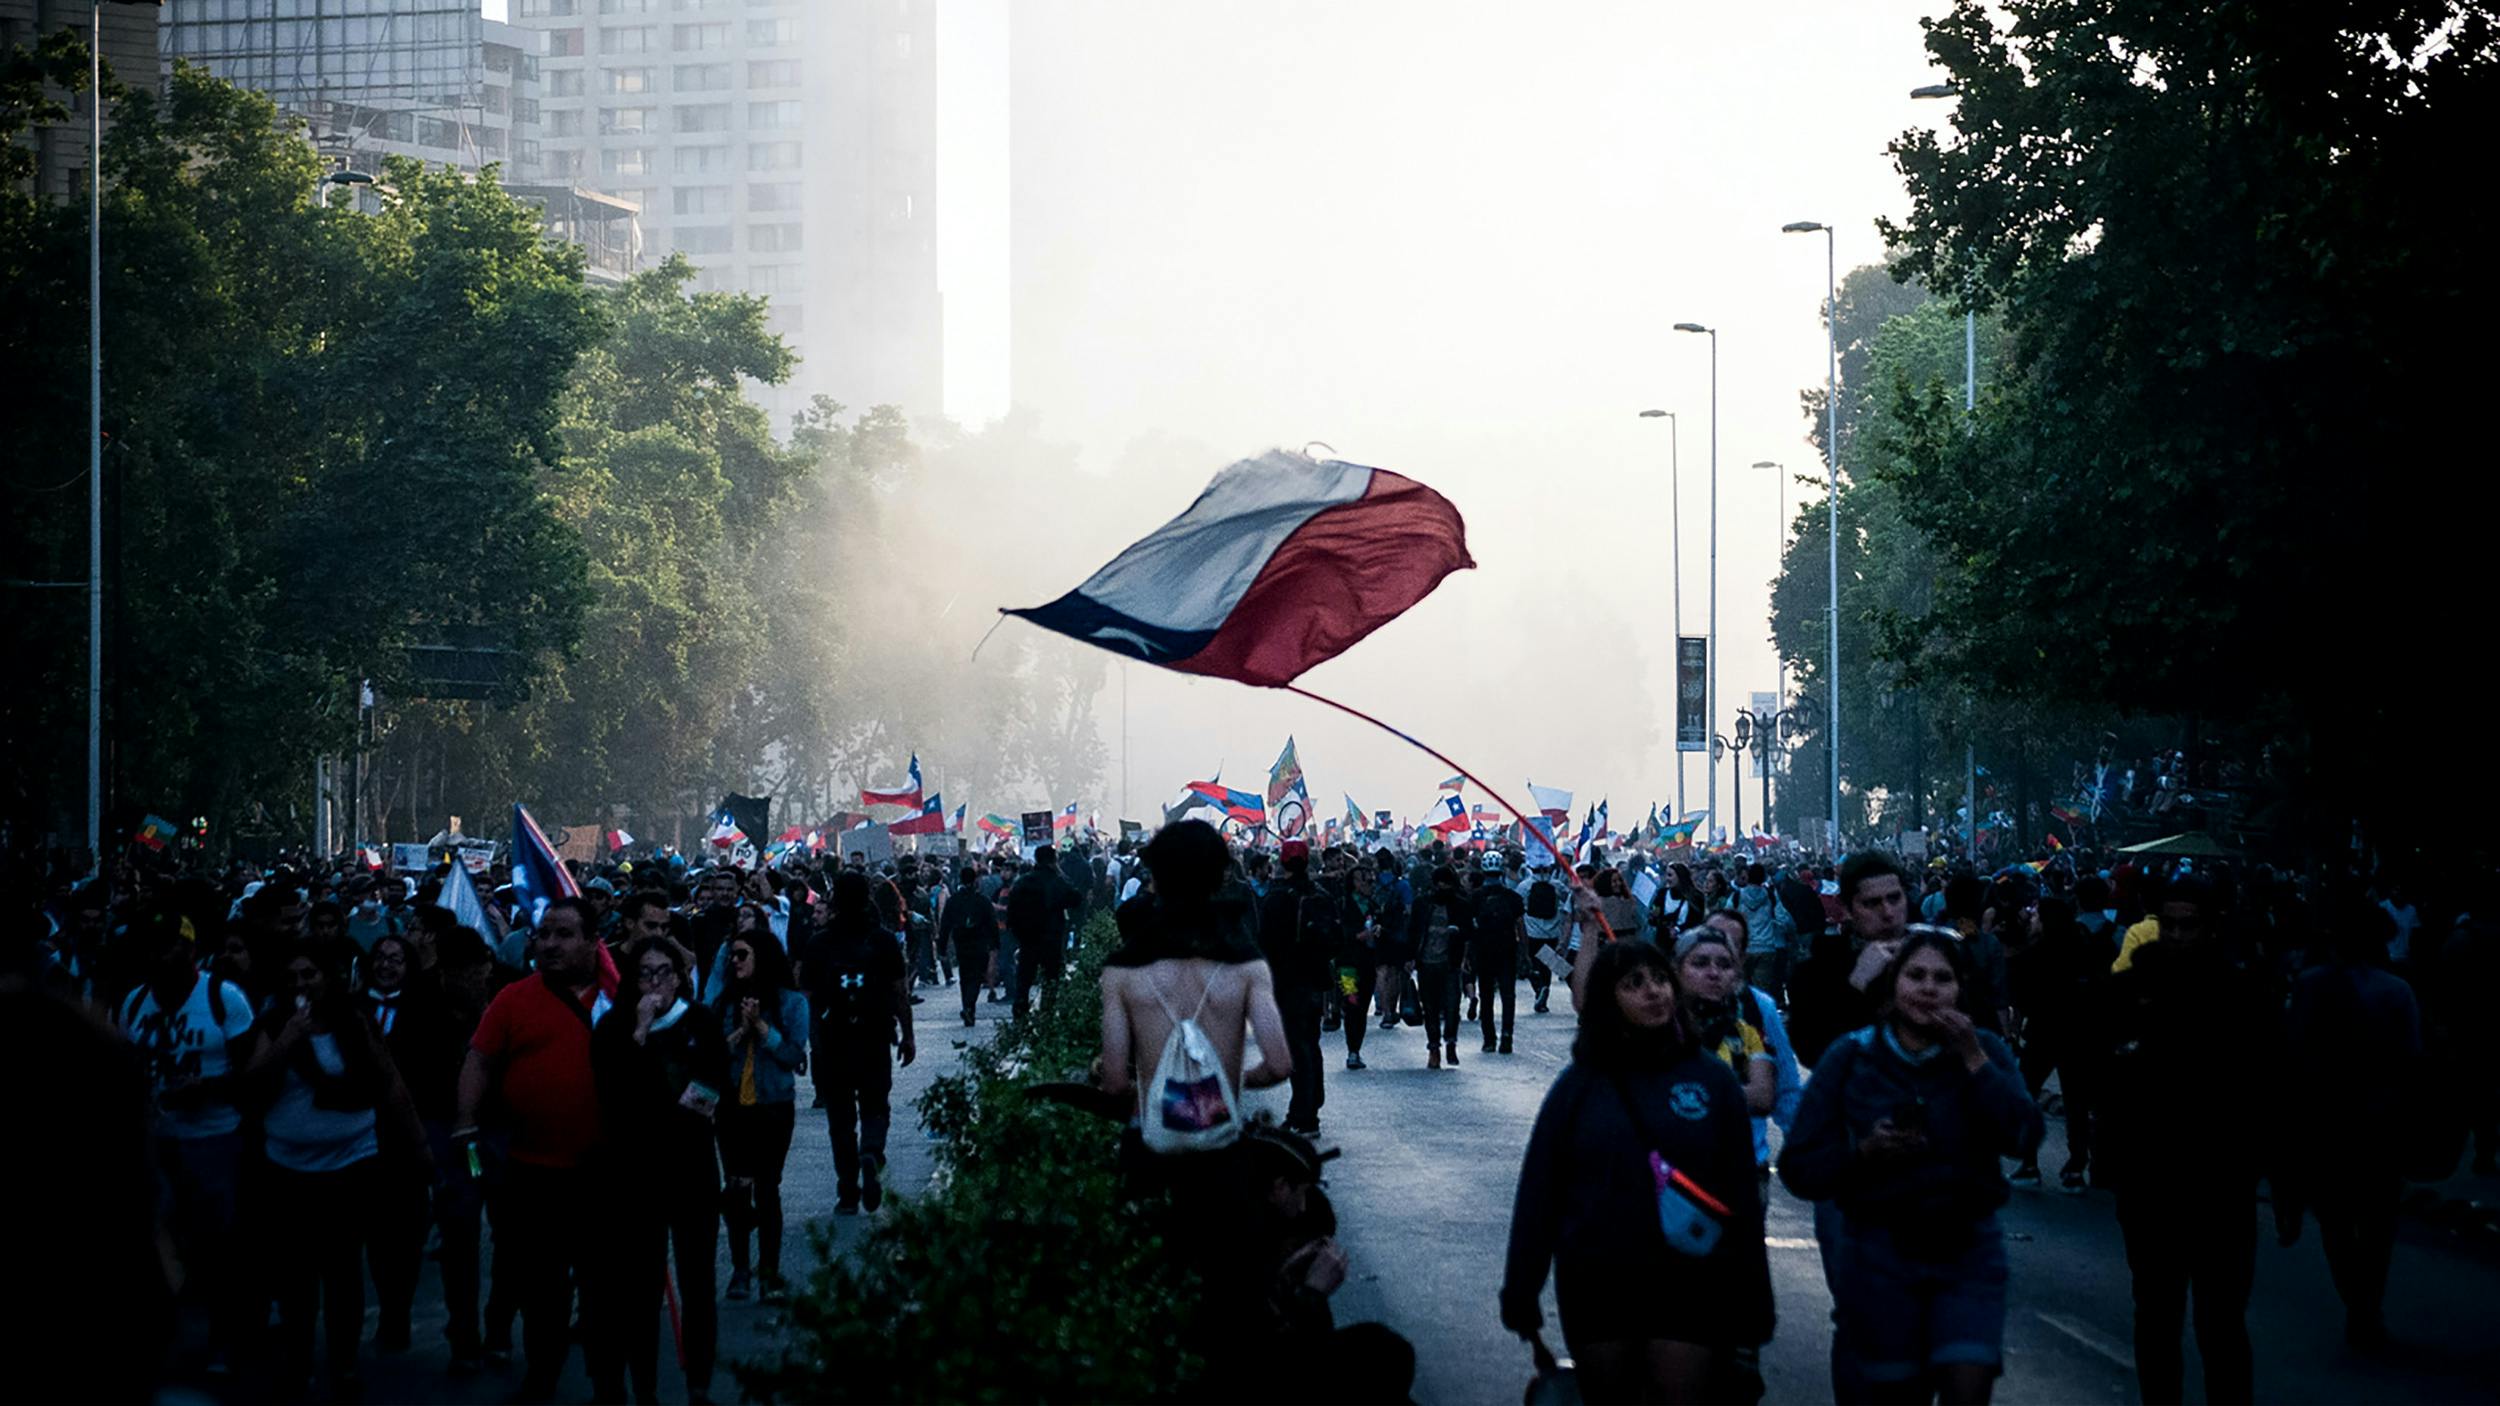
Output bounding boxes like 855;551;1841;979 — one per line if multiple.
1021;810;1055;846
390;843;431;874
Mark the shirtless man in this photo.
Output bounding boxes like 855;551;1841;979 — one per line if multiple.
1098;820;1292;1123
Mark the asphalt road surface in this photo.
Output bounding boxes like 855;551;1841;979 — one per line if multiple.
194;974;2500;1404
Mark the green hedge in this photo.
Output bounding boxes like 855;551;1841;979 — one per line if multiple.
736;913;1204;1403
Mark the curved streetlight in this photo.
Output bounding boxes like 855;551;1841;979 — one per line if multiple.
1639;408;1685;820
1674;322;1717;841
1781;220;1840;851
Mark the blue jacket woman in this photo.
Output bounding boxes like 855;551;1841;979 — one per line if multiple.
1780;930;2043;1402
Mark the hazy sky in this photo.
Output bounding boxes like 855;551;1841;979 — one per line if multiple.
487;0;1961;835
944;1;1956;834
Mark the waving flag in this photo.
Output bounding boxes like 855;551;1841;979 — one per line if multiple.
1526;783;1573;823
890;794;948;837
1268;737;1307;810
1427;794;1470;835
1471;804;1506;829
978;813;1016;836
1188;780;1268;825
1439;775;1466;792
607;828;635;852
134;814;178;851
1054;802;1081;832
705;811;746;849
510;803;580;928
861;755;924;809
1345;794;1367;831
1004;449;1473;687
434;854;489;936
1657;813;1705;849
949;803;967;834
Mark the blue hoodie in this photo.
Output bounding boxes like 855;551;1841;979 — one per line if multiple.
1778;1022;2042;1231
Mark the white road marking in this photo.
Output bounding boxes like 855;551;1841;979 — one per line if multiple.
1765;1237;1818;1250
2035;1312;2136;1371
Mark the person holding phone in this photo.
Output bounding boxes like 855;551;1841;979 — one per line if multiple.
1781;930;2044;1405
593;936;730;1404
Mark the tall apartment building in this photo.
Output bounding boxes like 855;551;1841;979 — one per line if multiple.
3;0;163;201
157;1;641;282
508;0;941;424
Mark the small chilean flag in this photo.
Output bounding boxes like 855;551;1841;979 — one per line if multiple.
1054;802;1080;831
861;754;924;809
889;793;947;837
1427;794;1470;834
1005;449;1473;688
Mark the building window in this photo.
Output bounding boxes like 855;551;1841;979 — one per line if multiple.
749;100;801;130
478;128;508;157
514;98;541;125
600;25;656;54
482;86;508;115
674;186;731;216
547;69;585;96
676;145;731;175
749;222;803;253
690;264;728;291
518;0;580;15
486;47;515;75
599;0;657;12
546;28;585;57
542;147;584;177
606;188;648;208
748;182;801;212
747;17;798;46
673;22;729;50
417;117;461;149
674;226;733;254
599;106;654;135
548;108;584;137
748;141;802;171
675;103;731;134
673;0;728;8
749;265;794;294
748;59;801;88
672;63;730;91
601;147;654;176
602;67;652;93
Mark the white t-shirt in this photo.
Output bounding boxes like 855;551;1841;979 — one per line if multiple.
124;974;255;1140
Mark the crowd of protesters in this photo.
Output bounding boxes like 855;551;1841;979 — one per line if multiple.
8;809;2489;1405
7;837;1123;1403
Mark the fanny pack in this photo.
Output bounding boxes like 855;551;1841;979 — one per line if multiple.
1610;1074;1730;1258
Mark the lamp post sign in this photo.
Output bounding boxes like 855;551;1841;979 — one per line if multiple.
1676;636;1709;753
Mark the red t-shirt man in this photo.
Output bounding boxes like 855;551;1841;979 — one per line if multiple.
470;972;605;1168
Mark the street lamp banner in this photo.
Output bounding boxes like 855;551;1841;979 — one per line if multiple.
1676;636;1709;753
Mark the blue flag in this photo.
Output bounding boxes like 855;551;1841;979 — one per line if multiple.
510;803;579;928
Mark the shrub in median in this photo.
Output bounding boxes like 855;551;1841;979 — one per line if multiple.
737;913;1203;1403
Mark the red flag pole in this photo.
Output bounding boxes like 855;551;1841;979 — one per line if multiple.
1278;684;1620;949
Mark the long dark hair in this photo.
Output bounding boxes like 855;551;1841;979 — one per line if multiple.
715;926;794;1009
1571;940;1694;1070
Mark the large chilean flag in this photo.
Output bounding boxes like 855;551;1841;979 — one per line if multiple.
1005;450;1473;688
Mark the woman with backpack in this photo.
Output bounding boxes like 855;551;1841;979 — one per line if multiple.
1501;941;1772;1403
1780;930;2044;1405
714;928;811;1304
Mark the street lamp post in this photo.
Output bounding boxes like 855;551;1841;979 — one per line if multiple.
1638;408;1684;821
1780;222;1840;852
1731;704;1811;843
1751;460;1786;703
86;0;104;869
1673;323;1717;841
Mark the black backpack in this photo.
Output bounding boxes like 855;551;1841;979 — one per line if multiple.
1526;878;1560;921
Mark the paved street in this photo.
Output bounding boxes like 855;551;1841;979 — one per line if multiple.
224;976;2500;1405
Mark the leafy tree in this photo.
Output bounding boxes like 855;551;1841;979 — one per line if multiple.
1879;0;2497;850
0;59;599;845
